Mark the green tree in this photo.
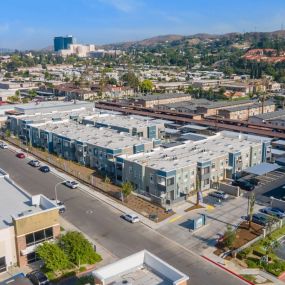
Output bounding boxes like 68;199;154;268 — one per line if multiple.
223;225;236;249
107;77;117;85
36;242;70;272
121;181;133;201
121;72;139;90
60;231;101;266
140;79;153;93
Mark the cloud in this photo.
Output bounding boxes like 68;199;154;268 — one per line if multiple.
98;0;143;13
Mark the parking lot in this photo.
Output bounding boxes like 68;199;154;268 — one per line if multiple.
255;170;285;188
158;195;264;255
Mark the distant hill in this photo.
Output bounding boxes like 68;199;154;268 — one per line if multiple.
102;30;285;50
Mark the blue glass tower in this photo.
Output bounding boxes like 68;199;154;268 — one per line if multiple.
54;36;73;52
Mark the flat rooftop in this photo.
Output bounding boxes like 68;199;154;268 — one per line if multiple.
251;109;285;121
93;250;189;285
133;93;191;101
84;114;164;129
0;169;57;229
125;131;269;171
14;100;93;113
37;122;152;149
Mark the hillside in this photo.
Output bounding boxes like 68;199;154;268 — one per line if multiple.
103;30;285;50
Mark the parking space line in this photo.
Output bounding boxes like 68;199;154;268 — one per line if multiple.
169;215;182;223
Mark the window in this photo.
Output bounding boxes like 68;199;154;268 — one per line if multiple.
203;178;210;186
203;167;210;174
0;257;6;273
25;227;54;246
211;163;215;169
150;174;154;184
167;177;175;186
27;252;40;264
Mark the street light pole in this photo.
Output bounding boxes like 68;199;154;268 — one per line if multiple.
54;181;65;202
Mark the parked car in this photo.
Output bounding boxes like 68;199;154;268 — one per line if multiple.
123;213;140;223
39;165;50;173
51;199;66;214
247;213;270;226
28;159;40;167
64;180;79;189
232;179;255;191
209;191;229;200
0;141;8;149
26;270;49;285
260;207;285;219
16;152;26;159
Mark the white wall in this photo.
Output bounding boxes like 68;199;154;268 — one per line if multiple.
0;226;17;270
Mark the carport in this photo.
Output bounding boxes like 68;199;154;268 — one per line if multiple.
244;163;282;176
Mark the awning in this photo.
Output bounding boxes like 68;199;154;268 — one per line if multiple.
244;163;281;176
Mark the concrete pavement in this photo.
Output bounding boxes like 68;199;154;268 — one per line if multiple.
0;146;249;285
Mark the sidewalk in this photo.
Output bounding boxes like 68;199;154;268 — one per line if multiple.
59;217;117;267
7;143;181;230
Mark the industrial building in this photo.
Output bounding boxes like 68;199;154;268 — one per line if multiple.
0;169;60;271
249;109;285;126
119;131;271;205
128;93;192;108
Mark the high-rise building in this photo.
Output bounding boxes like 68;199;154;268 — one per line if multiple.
53;35;73;52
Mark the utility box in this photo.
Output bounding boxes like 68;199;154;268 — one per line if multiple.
189;214;206;231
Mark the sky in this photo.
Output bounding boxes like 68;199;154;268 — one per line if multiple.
1;0;285;50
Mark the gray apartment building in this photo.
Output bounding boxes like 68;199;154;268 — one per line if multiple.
119;131;271;205
28;121;155;177
80;114;166;139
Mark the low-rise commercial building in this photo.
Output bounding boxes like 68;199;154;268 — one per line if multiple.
119;131;271;205
93;250;189;285
0;169;60;271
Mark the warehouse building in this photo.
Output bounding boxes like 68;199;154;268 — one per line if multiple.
0;169;60;271
119;131;271;205
249;109;285;126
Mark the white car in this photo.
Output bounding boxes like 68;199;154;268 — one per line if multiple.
123;213;140;223
64;180;79;189
0;142;8;149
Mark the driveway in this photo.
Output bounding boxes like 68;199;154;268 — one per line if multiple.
158;196;264;254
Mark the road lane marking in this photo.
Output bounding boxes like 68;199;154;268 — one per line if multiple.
169;215;182;223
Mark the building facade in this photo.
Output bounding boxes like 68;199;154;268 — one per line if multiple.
0;169;60;271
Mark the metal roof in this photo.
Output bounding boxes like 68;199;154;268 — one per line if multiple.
244;163;281;176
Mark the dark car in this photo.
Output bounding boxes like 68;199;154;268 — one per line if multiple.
246;213;270;227
232;179;255;191
26;270;49;285
39;166;50;173
16;152;26;159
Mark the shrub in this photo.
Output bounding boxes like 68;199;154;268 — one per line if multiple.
76;275;95;285
246;257;260;268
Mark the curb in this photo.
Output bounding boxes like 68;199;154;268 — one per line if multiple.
6;143;158;230
201;255;255;285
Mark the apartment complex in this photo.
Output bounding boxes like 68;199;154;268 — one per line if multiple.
119;132;271;205
0;169;60;271
81;114;166;139
27;121;156;176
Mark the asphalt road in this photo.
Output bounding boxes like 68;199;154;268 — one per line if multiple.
0;148;246;285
